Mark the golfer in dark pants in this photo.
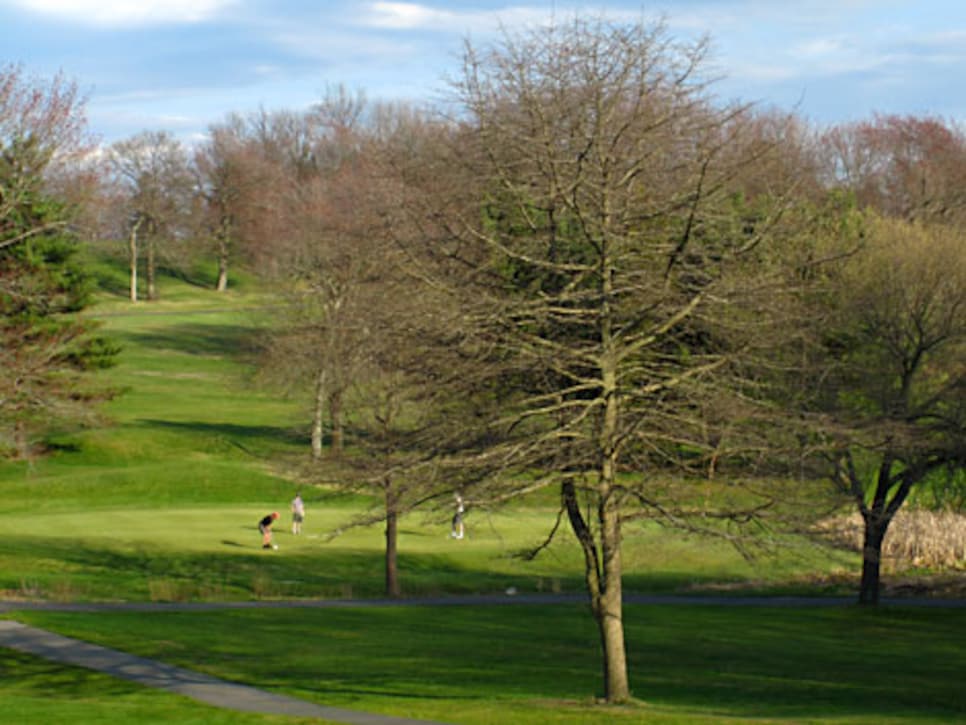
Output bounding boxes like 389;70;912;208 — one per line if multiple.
259;511;279;548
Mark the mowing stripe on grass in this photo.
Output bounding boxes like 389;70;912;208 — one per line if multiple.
0;621;448;725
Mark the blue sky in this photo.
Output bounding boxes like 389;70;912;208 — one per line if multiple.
2;1;964;144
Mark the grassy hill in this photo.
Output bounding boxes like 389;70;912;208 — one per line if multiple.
0;263;862;602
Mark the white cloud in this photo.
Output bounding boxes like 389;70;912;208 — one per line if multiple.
9;0;235;27
272;29;417;63
365;1;454;30
793;36;847;58
788;34;896;77
725;61;802;83
358;2;570;33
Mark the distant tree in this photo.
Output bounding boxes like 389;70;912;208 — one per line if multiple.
248;95;449;597
193;117;261;292
823;114;966;223
323;322;441;600
109;130;193;301
0;65;117;457
253;89;382;459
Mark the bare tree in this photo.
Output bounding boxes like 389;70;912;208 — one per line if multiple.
822;114;966;223
323;325;443;600
392;18;799;702
193;116;265;292
109;130;193;301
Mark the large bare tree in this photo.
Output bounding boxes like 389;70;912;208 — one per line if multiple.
393;18;797;702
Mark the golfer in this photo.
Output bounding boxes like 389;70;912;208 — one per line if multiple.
451;493;465;539
291;492;305;535
258;511;279;549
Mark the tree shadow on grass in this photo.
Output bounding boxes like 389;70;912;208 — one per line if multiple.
0;648;144;698
69;603;962;723
6;535;966;722
137;419;305;456
622;604;966;721
114;323;261;361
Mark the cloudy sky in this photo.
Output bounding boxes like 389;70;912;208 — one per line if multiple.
2;0;964;144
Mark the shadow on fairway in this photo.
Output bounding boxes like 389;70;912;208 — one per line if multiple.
114;323;260;360
3;535;581;602
137;419;305;455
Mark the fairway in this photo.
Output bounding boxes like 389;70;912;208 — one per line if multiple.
4;501;855;603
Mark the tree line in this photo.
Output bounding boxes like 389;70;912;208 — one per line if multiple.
3;16;966;704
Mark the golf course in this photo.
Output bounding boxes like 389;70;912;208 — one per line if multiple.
2;266;965;724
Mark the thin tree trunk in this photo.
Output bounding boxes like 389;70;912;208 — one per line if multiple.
216;217;230;292
146;237;157;301
594;223;631;703
128;217;141;302
216;254;228;292
385;482;400;598
329;389;343;455
13;419;29;460
311;369;327;459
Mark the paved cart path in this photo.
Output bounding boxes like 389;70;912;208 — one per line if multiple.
0;620;448;725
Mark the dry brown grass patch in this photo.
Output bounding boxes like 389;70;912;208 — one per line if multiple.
817;509;966;571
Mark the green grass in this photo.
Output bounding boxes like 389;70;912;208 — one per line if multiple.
10;604;966;724
5;261;950;724
0;648;315;725
0;265;857;603
0;499;855;602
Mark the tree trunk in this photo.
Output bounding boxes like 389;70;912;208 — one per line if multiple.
146;237;157;301
597;489;629;701
859;515;889;605
562;478;630;703
13;419;29;460
128;218;141;302
311;369;326;459
385;482;400;598
594;229;631;703
216;217;230;292
329;389;343;455
216;256;229;292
